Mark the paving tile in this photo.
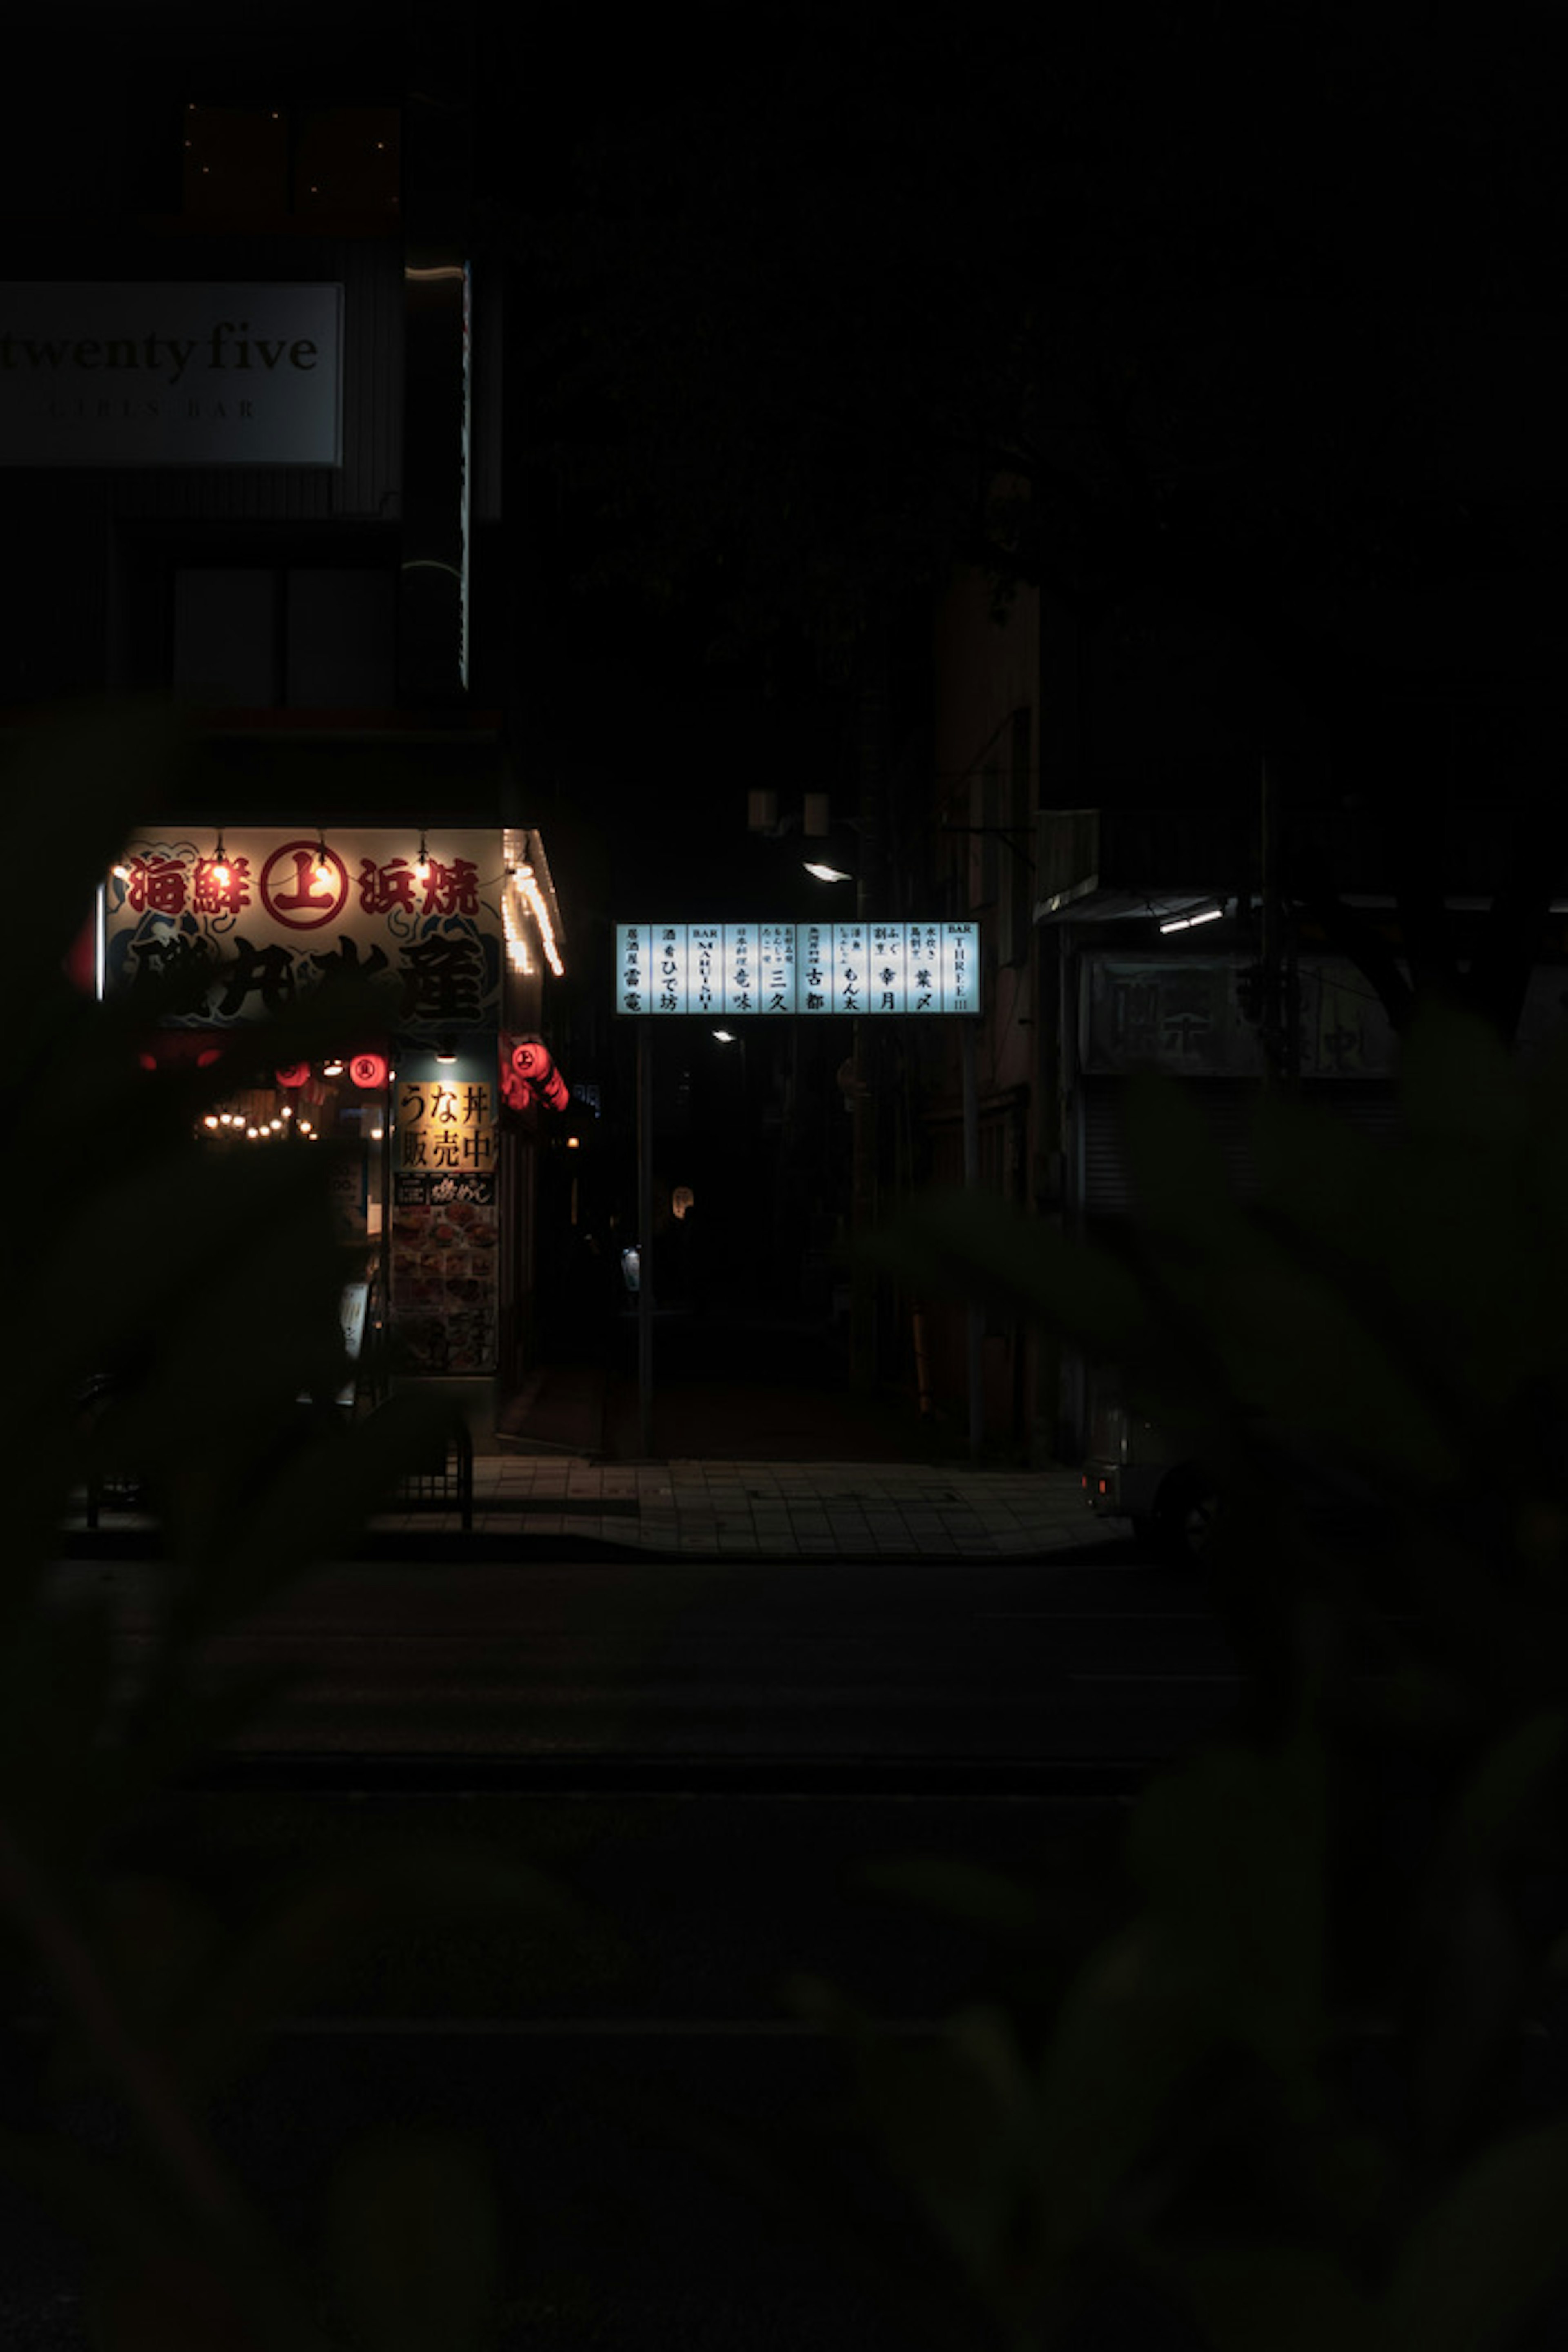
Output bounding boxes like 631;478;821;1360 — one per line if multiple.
70;1459;1111;1565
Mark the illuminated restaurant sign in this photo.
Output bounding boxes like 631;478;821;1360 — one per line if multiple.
395;1080;498;1174
615;920;981;1016
0;282;343;467
103;827;503;1032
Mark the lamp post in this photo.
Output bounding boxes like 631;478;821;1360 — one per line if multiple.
710;1025;748;1110
800;821;879;1392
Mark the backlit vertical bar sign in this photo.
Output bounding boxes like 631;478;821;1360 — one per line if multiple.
614;921;980;1014
655;923;687;1014
833;918;867;1015
619;922;648;1012
758;920;797;1014
800;920;831;1014
689;924;720;1015
944;921;979;1013
870;922;906;1013
907;920;940;1013
723;921;757;1017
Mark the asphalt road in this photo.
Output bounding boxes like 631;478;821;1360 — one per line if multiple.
7;1539;1246;2349
16;1544;1568;2349
69;1542;1241;1765
3;1782;1174;2352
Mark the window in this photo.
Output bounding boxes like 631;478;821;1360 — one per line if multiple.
173;570;277;704
181;104;399;220
172;567;396;706
182;105;290;214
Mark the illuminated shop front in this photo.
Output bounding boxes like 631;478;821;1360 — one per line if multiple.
102;820;568;1405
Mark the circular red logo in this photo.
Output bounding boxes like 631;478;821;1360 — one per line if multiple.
259;840;350;931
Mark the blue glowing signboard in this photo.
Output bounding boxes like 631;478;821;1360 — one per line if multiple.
615;920;981;1016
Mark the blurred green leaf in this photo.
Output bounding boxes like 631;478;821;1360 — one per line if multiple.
866;1186;1146;1366
325;2127;499;2352
1159;2246;1377;2352
1454;1713;1566;1858
791;1976;1046;2308
1122;1726;1327;2094
0;703;577;2352
1381;2117;1568;2351
858;1855;1084;1948
172;1847;590;2101
844;1001;1568;2345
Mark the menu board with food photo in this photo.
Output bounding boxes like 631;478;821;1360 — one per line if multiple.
390;1169;499;1371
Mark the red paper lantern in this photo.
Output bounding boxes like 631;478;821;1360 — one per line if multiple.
349;1051;388;1089
275;1063;310;1089
502;1035;572;1115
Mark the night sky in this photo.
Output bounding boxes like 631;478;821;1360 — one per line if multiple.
499;1;1568;950
9;4;1567;929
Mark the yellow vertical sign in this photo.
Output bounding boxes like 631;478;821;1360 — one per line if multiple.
396;1080;497;1173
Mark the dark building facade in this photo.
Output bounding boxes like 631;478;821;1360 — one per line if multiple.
1;2;570;1434
907;536;1568;1464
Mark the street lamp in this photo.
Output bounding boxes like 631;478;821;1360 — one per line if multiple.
1158;900;1227;934
800;823;878;1388
712;1026;748;1097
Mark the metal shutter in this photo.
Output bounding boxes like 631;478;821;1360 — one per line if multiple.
1082;1077;1399;1219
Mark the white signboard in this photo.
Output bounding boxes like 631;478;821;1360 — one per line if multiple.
615;921;982;1016
1081;954;1402;1078
104;827;503;1031
0;283;343;466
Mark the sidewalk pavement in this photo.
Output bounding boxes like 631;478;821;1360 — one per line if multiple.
64;1342;1128;1561
467;1344;1124;1559
64;1457;1125;1563
385;1454;1125;1558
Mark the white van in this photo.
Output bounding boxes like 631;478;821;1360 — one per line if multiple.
1080;1379;1219;1563
1082;1376;1390;1566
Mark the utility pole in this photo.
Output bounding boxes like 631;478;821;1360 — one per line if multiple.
849;626;886;1390
961;1016;984;1459
1259;751;1300;1086
637;1018;653;1456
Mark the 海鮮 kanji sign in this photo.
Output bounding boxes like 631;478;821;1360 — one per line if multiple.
103;828;503;1033
615;921;981;1016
